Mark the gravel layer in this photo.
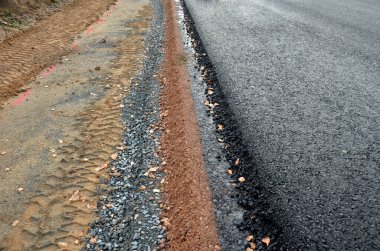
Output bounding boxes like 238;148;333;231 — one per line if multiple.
85;0;165;250
178;0;286;250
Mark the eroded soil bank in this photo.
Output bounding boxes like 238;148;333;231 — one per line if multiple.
0;0;72;42
0;0;115;105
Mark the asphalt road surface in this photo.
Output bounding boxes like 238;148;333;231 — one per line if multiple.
184;0;380;249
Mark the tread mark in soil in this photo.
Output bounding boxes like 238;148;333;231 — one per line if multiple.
2;5;150;250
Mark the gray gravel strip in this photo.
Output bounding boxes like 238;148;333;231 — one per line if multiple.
85;0;165;250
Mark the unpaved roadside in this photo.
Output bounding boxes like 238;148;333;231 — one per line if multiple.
0;0;151;249
0;0;250;249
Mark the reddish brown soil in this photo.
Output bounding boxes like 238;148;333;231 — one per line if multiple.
0;0;115;106
160;0;221;250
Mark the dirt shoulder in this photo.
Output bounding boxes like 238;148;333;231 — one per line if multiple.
159;0;220;250
0;0;150;249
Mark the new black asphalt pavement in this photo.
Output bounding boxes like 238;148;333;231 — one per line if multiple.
183;0;380;249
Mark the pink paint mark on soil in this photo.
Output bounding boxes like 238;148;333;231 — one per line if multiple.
13;89;32;107
40;65;57;78
86;25;94;34
87;16;107;34
71;42;78;49
96;18;105;25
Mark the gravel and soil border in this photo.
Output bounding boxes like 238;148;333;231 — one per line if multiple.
85;0;166;250
158;0;221;250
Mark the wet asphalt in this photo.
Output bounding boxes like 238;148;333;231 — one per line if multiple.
183;0;380;249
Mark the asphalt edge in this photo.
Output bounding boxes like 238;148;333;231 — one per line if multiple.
179;0;287;249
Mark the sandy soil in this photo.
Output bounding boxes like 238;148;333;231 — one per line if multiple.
0;0;151;249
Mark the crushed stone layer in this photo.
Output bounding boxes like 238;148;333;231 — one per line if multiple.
85;0;166;250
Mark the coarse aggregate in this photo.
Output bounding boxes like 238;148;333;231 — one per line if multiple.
85;0;165;250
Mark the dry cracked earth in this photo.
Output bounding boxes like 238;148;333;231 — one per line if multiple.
0;0;280;250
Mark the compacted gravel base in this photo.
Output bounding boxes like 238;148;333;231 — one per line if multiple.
178;0;287;250
85;0;165;250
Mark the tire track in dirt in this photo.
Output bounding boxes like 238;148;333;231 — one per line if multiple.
1;2;151;250
0;0;115;107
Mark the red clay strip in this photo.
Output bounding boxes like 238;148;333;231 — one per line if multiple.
86;25;95;34
40;65;57;78
71;42;78;49
160;0;221;250
12;89;32;107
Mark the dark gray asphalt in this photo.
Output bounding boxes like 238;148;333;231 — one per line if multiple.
184;0;380;249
